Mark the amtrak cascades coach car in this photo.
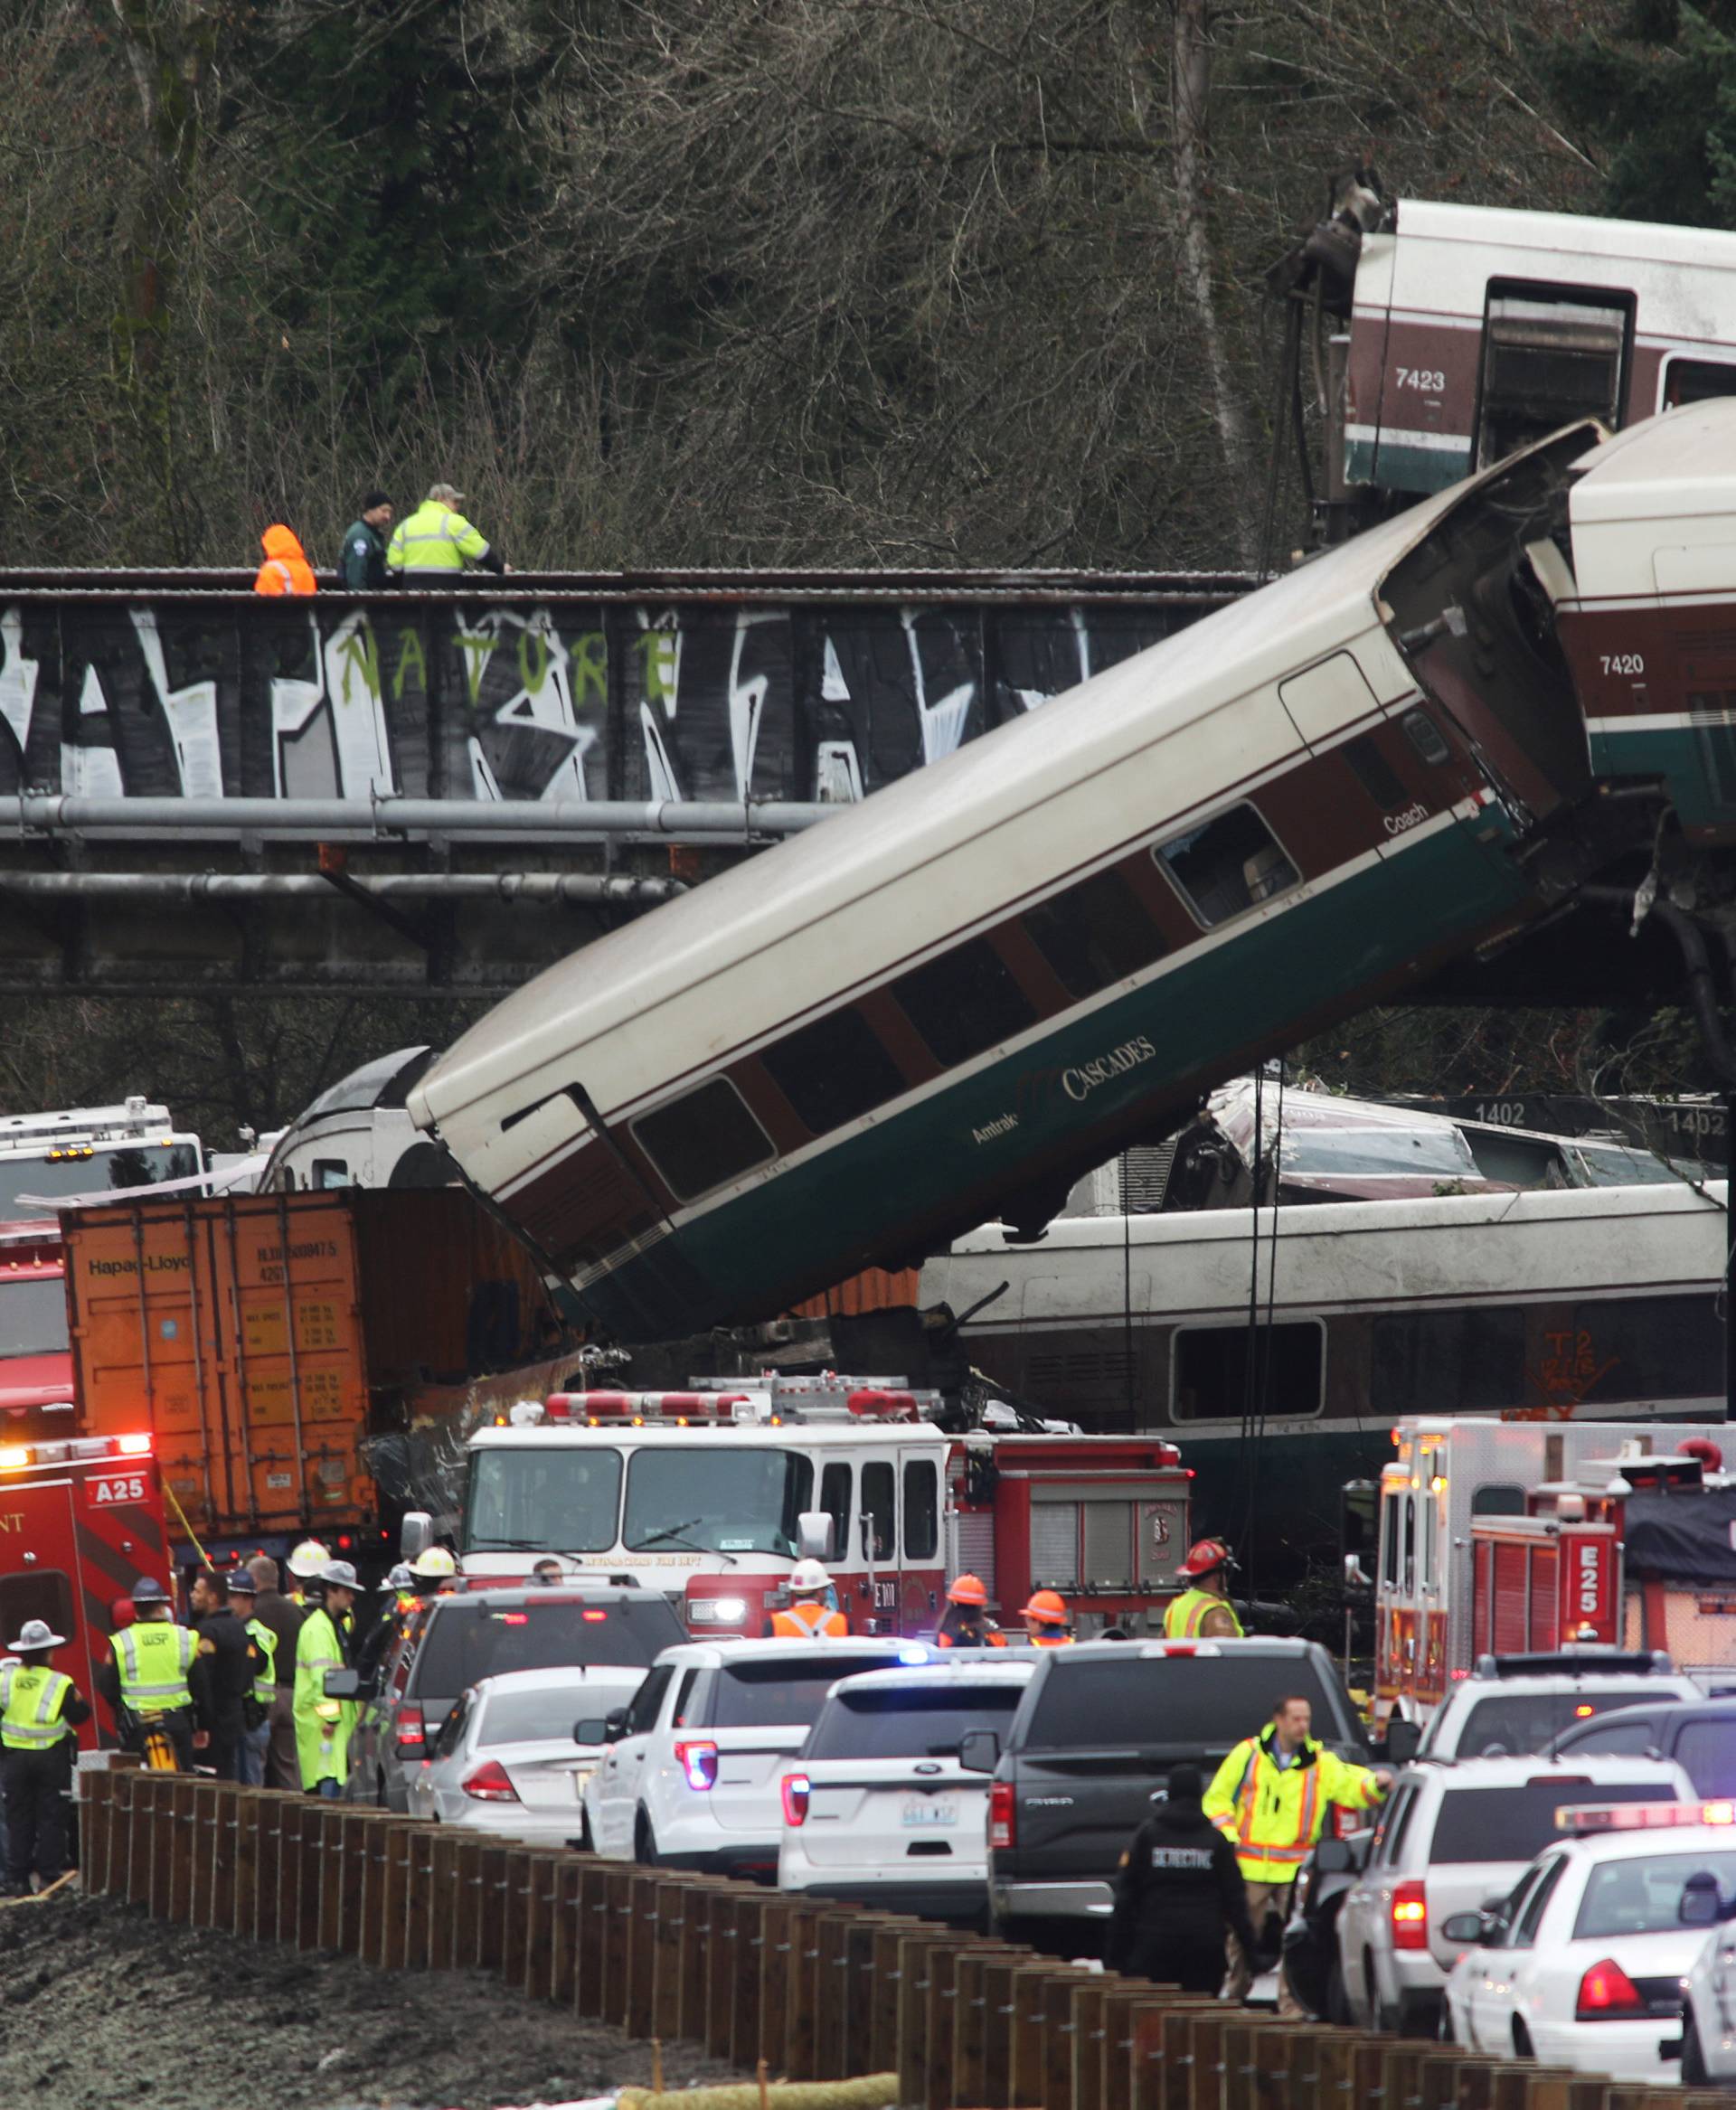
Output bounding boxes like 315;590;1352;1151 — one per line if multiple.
409;405;1736;1341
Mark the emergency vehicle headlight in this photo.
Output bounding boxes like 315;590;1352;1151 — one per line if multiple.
0;1446;30;1470
1556;1800;1736;1834
688;1597;749;1625
117;1434;152;1456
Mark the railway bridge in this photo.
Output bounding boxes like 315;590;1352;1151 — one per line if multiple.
0;566;1249;994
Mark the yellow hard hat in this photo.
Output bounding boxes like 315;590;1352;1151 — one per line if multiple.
410;1545;458;1579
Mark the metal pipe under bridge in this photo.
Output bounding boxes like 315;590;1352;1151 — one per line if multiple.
0;567;1251;993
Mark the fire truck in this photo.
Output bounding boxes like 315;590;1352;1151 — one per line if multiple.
1371;1415;1727;1724
0;1429;172;1749
420;1372;1193;1641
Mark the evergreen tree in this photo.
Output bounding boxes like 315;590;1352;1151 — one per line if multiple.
242;0;553;410
1543;0;1736;228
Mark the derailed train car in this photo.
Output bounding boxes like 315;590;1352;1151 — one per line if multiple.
408;403;1736;1341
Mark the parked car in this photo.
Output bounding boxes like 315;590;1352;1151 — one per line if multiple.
1334;1755;1692;2036
406;1666;645;1841
344;1583;686;1812
778;1658;1034;1923
1676;1861;1736;2088
1441;1795;1736;2078
1546;1698;1736;1797
974;1636;1375;1953
580;1637;912;1878
1413;1651;1700;1764
1283;1828;1374;2024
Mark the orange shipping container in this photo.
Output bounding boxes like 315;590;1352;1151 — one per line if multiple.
64;1190;554;1543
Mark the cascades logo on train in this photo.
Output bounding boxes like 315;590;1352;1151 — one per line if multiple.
1061;1036;1156;1102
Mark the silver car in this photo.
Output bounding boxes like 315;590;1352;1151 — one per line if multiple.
406;1666;646;1841
1336;1752;1691;2035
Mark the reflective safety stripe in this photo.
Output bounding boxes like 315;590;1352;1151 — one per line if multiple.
770;1601;846;1637
111;1623;196;1712
245;1617;278;1706
0;1666;72;1748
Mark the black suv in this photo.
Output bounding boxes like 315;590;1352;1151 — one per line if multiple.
969;1637;1375;1950
344;1584;686;1811
1545;1697;1736;1796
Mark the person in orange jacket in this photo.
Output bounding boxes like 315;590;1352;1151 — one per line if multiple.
770;1560;848;1637
1020;1589;1074;1646
253;523;317;597
937;1574;1007;1648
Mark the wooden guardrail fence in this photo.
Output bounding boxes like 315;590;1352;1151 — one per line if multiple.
80;1770;1722;2110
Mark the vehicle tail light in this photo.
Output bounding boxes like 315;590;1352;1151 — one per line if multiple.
781;1772;810;1826
989;1780;1015;1851
675;1739;719;1792
1576;1958;1646;2020
462;1758;519;1803
393;1702;427;1757
1390;1879;1428;1951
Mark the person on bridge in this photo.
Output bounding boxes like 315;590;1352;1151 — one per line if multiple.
100;1577;199;1772
387;483;505;581
771;1561;848;1637
936;1574;1007;1648
1107;1763;1259;1995
1204;1694;1392;2015
252;523;317;597
294;1559;360;1797
339;490;394;589
1165;1540;1245;1639
1019;1589;1074;1646
0;1619;90;1895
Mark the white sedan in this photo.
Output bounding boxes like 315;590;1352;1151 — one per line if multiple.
407;1666;643;1841
1442;1798;1736;2082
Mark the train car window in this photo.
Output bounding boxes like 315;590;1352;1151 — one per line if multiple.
1371;1307;1524;1415
1661;356;1736;410
891;938;1037;1068
1341;733;1408;811
1022;868;1168;999
760;1008;906;1137
630;1078;775;1203
1155;805;1299;928
1564;1294;1723;1404
1475;282;1631;466
1169;1320;1324;1420
1401;709;1450;768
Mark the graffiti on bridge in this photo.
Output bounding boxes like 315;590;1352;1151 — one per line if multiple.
0;595;1202;807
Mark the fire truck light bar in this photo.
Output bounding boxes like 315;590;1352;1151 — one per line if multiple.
544;1391;773;1426
1557;1801;1736;1834
0;1434;153;1471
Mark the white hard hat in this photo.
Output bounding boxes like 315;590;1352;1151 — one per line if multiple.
790;1559;832;1594
10;1619;65;1651
288;1538;329;1579
410;1545;458;1579
321;1559;361;1590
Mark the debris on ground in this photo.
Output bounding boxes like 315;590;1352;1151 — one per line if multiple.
0;1893;746;2110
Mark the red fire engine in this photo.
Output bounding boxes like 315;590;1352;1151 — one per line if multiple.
1373;1415;1728;1723
430;1373;1193;1640
0;1429;171;1748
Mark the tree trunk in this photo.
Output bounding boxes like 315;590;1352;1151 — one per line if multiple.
1168;0;1257;564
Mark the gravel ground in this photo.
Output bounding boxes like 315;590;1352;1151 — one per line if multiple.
0;1892;745;2110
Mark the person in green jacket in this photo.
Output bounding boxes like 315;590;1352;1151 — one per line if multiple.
386;482;505;581
293;1559;360;1797
338;490;394;589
